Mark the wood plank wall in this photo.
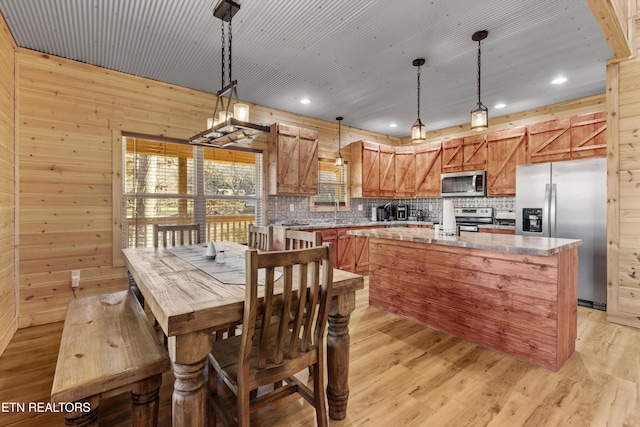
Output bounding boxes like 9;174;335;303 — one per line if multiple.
0;12;17;354
605;8;640;328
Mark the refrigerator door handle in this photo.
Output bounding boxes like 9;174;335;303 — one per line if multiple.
543;183;550;236
550;183;557;237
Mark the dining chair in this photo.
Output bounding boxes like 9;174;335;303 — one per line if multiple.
247;224;273;251
208;243;334;427
284;229;322;250
153;223;201;247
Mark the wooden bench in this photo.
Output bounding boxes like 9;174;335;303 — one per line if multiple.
51;290;171;426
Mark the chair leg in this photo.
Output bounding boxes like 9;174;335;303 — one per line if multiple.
312;361;329;427
237;384;251;427
208;360;217;427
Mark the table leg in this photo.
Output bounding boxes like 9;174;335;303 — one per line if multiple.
326;291;356;420
169;331;211;427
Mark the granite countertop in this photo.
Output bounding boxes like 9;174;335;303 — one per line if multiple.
347;227;581;256
275;220;516;232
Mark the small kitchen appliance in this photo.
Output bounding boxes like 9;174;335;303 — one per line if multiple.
397;205;408;220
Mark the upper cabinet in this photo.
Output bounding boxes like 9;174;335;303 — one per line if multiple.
415;142;442;198
527;118;571;163
442;138;463;173
379;145;396;198
394;146;415;198
570;112;606;160
462;134;487;171
486;127;527;196
267;123;318;195
350;141;381;198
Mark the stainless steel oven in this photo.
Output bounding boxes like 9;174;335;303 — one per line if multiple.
454;207;493;232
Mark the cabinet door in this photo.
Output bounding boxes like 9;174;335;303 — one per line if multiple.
379;145;396;198
337;229;355;272
362;142;381;197
486;127;527;196
442;138;464;173
528;118;571;163
570;112;606;160
298;127;319;194
354;234;370;275
395;146;415;198
415;142;442;198
463;134;487;171
273;124;300;194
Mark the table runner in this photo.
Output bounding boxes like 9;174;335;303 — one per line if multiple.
166;243;281;285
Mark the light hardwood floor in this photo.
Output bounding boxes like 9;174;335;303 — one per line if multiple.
1;279;640;426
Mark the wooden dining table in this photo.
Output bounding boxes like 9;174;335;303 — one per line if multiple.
122;242;364;427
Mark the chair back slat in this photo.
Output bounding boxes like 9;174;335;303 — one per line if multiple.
284;230;322;250
153;224;200;247
248;225;274;251
241;244;333;379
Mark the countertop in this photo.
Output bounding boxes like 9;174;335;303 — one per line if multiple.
347;227;581;256
276;220;516;231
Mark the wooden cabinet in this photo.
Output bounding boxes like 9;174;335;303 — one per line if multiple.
486;127;527;196
570;112;606;160
415;142;442;198
442;135;486;173
267;123;318;195
337;229;355;271
350;141;380;198
310;226;376;274
462;134;487;171
442;138;464;173
527;118;571;164
350;141;395;198
378;145;396;198
394;146;415;198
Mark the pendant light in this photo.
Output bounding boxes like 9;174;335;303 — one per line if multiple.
188;0;270;148
411;58;426;143
470;30;489;131
335;116;345;167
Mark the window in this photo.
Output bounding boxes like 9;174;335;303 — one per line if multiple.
310;158;350;211
123;137;262;247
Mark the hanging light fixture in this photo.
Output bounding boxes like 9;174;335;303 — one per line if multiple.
470;30;489;131
411;58;426;143
188;0;270;148
335;116;345;167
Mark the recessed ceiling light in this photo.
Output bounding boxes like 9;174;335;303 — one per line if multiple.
300;98;311;104
551;77;567;85
494;103;506;109
389;123;398;128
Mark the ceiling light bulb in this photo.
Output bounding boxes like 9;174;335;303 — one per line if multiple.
300;98;311;104
552;77;567;85
389;123;398;128
494;103;506;109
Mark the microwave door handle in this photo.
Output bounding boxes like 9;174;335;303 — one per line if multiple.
472;174;477;191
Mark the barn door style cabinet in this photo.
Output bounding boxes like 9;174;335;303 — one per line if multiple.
267;123;319;195
350;140;396;198
486;127;527;196
394;146;416;198
415;142;442;198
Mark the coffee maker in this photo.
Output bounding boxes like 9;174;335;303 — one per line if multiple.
397;205;408;220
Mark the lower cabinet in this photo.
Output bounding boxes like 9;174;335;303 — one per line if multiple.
479;227;515;235
309;226;377;274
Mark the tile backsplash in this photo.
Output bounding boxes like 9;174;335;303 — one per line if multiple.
268;195;514;225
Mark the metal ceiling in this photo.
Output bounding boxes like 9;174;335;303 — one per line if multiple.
0;0;612;138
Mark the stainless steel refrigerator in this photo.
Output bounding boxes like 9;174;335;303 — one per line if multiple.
515;157;607;310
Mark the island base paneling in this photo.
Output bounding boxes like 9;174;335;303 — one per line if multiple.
367;238;577;371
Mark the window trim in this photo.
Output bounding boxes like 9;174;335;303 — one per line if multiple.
310;157;350;212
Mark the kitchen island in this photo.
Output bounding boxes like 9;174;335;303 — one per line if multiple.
347;227;582;371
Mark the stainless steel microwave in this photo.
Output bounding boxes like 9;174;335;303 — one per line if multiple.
440;170;486;197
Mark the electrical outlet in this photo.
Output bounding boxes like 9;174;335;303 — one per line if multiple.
289;204;295;212
71;270;80;288
358;204;363;211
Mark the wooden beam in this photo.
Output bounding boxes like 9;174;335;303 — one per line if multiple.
587;0;633;60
